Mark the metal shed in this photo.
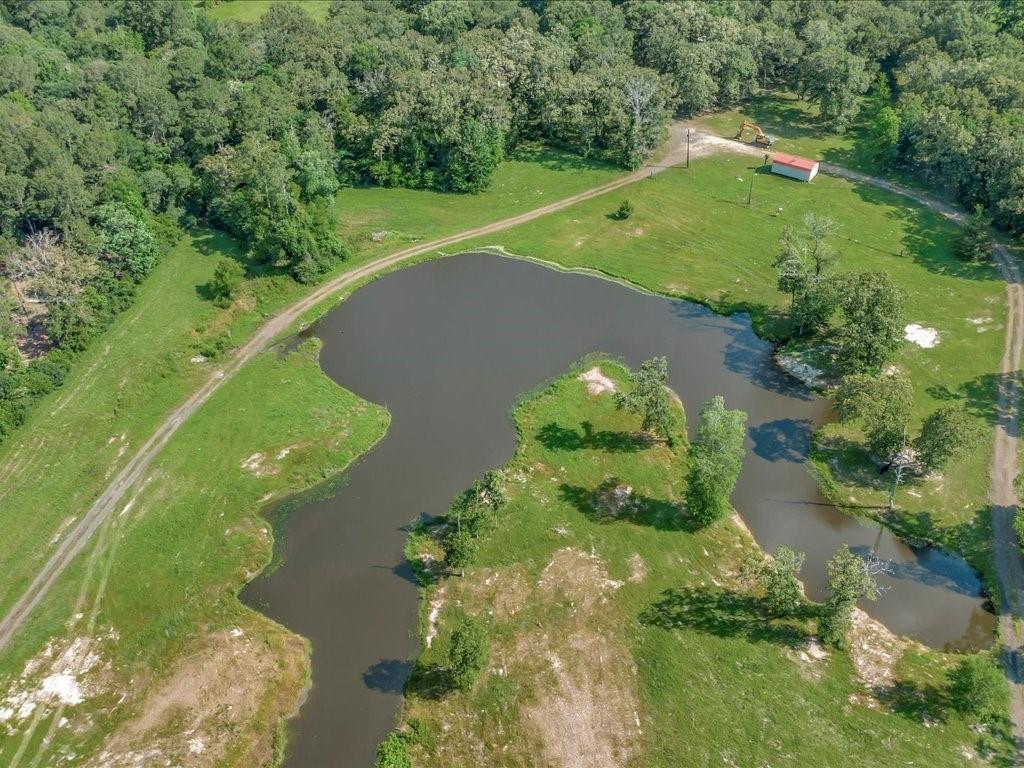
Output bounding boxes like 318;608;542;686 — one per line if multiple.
771;153;819;182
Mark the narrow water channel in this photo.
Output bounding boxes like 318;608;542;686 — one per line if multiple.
242;252;995;768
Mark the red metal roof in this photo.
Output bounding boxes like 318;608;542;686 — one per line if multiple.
772;153;818;171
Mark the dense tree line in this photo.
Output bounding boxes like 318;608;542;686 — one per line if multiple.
1;0;1023;445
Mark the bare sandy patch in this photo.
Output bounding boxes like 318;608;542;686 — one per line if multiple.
517;549;640;768
785;637;829;680
240;446;299;477
86;626;306;768
537;548;623;608
627;553;647;583
425;587;446;649
848;608;908;690
0;632;114;724
521;627;641;768
470;568;529;620
904;323;940;348
578;366;616;396
240;452;269;475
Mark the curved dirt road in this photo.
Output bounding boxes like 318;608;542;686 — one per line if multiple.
0;123;726;653
820;163;1024;751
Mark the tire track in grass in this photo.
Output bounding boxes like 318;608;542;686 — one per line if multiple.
6;511;115;768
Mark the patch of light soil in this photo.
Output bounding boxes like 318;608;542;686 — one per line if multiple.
239;451;281;477
848;608;908;691
627;553;646;583
904;323;940;348
425;588;446;649
0;633;112;726
786;637;829;680
775;353;824;388
578;366;616;396
520;550;640;768
537;548;623;608
85;627;304;768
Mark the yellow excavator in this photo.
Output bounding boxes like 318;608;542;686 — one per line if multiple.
734;120;775;148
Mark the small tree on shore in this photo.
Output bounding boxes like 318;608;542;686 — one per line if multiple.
685;395;747;526
744;545;805;616
448;616;490;691
820;545;882;647
441;525;477;576
955;205;992;263
835;271;904;373
375;732;412;768
616;356;673;444
834;372;913;461
774;216;840;336
948;654;1009;721
479;469;508;510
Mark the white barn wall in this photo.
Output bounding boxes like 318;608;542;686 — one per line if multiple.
771;162;818;182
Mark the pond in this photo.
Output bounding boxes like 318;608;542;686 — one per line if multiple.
242;252;995;768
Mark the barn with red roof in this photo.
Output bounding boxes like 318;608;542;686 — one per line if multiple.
771;152;819;182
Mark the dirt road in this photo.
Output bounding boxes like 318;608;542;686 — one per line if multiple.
0;123;729;653
821;163;1024;754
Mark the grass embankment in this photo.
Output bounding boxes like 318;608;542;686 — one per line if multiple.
453;151;1006;582
0;149;624;764
404;361;1008;766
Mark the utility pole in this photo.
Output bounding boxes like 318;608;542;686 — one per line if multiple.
747;154;770;206
686;128;690;169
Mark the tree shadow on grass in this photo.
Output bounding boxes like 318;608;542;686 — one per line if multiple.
639;586;810;647
842;181;1000;283
537;421;653;453
738;93;833;143
507;141;619;173
404;660;450;701
558;480;694;532
813;434;891;492
873;679;949;725
927;372;1009;432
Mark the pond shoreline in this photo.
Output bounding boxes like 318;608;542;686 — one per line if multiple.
243;251;995;767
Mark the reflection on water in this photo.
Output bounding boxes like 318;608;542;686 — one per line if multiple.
242;252;995;768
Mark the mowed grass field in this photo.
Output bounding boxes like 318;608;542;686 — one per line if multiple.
0;151;630;764
404;362;1008;767
452;152;1007;583
335;144;620;262
200;0;332;23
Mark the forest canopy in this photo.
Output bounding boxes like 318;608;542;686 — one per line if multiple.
1;0;1023;444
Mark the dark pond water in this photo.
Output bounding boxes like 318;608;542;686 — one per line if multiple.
242;252;995;768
